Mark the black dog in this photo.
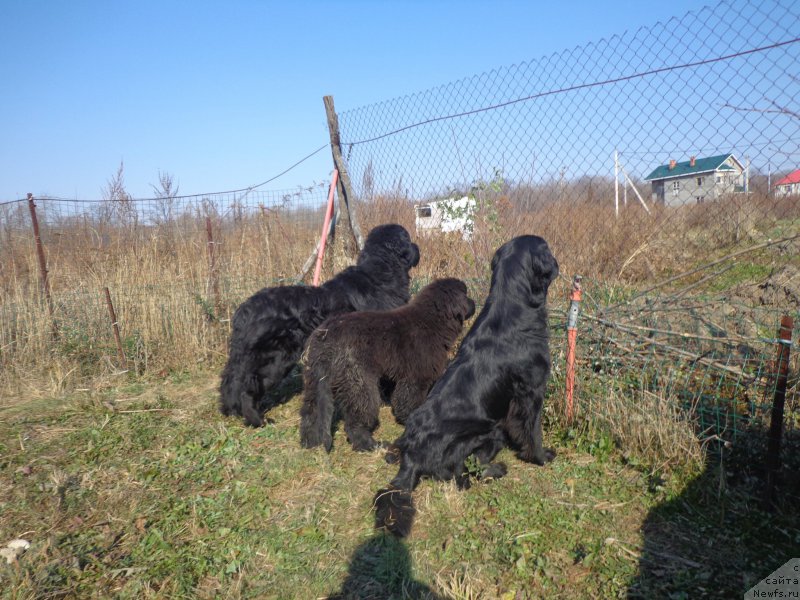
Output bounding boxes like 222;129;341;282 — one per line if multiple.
373;235;559;537
299;278;475;452
219;224;420;427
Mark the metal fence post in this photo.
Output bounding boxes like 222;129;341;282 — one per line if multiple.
313;169;339;286
205;216;221;316
565;275;583;423
763;315;793;509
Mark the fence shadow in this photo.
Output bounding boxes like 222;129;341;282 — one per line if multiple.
327;533;442;600
628;430;800;598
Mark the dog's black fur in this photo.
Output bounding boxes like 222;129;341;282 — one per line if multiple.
299;278;476;453
373;235;559;537
219;224;420;427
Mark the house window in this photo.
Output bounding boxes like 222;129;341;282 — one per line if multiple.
696;177;703;186
672;181;680;196
417;206;432;218
716;175;722;184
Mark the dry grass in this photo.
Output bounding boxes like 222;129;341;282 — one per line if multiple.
585;387;704;469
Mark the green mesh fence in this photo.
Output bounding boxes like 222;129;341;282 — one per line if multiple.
573;285;798;439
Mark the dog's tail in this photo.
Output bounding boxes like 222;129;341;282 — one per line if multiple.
219;329;262;426
374;464;419;538
299;359;335;452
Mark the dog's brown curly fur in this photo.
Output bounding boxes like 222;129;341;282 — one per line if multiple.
299;278;475;452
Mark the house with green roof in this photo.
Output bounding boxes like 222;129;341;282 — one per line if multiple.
644;153;745;206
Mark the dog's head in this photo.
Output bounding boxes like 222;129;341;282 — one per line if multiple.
490;236;559;307
359;224;421;271
419;278;476;323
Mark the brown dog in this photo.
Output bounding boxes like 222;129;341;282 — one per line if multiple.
299;278;475;452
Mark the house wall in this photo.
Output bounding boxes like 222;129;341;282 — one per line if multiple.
775;182;799;196
661;173;723;206
415;196;477;240
651;160;744;207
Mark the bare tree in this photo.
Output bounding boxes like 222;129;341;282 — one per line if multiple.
150;170;179;224
101;161;137;226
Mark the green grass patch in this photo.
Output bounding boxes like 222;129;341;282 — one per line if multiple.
1;372;797;599
705;260;773;293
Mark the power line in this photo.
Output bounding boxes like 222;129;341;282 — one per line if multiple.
227;143;329;195
342;37;800;147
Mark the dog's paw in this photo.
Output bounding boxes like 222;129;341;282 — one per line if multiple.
352;438;383;453
481;462;508;481
244;416;264;428
534;448;556;465
374;488;415;538
384;444;401;464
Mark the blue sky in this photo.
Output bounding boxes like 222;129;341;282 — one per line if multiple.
0;0;721;201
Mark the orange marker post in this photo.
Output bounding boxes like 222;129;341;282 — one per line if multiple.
313;169;339;286
565;275;582;423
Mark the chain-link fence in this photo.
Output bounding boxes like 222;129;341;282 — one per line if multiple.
339;0;800;281
335;0;800;457
0;185;331;382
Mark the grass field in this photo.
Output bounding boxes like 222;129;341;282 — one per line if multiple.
1;369;798;599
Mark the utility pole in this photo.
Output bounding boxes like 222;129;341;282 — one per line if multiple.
768;160;772;194
745;155;750;193
624;175;629;207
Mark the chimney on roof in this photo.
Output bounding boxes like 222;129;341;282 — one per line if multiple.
669;159;677;170
690;156;696;167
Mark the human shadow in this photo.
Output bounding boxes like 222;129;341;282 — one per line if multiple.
328;533;443;600
628;429;800;598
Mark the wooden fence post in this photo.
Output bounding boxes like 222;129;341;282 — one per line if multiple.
104;286;127;368
323;95;364;268
27;193;58;337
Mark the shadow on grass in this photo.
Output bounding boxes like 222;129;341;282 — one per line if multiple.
328;534;442;600
255;367;305;420
629;431;800;599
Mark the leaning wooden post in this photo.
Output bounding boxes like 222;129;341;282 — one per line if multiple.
27;193;58;337
104;286;127;368
323;95;364;265
205;216;222;316
763;315;793;509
